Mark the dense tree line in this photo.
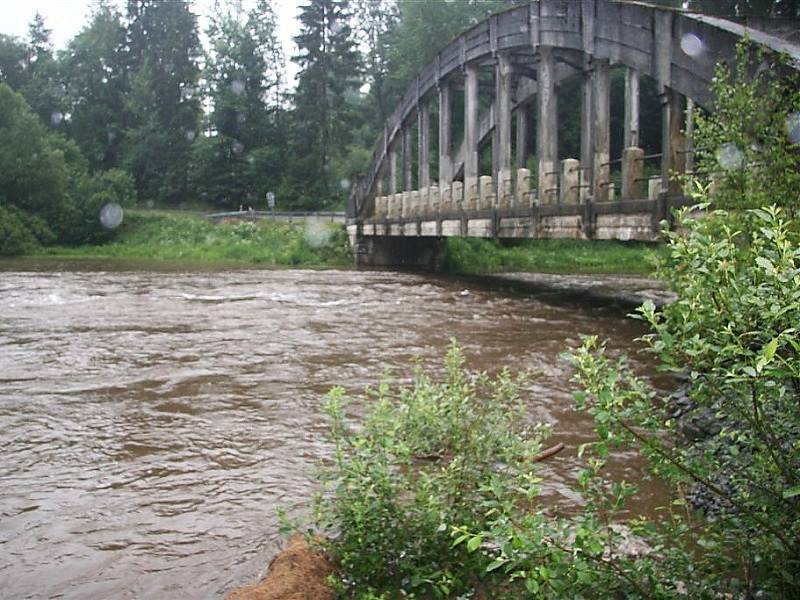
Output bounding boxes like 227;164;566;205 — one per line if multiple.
1;0;795;224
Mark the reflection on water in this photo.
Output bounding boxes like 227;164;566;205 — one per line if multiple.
0;262;666;598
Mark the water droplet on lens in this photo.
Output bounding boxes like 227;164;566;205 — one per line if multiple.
304;221;332;249
146;200;155;209
231;79;245;95
50;111;63;125
232;141;244;154
99;203;124;230
339;178;351;190
236;112;246;124
716;142;744;170
181;86;194;101
185;129;196;142
787;112;800;145
680;33;703;57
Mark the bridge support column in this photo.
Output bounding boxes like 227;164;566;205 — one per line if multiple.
464;63;480;209
516;106;529;169
403;125;413;192
661;88;687;195
354;235;447;270
622;146;645;200
686;98;695;175
418;101;430;188
438;81;452;188
537;46;557;204
624;67;640;148
580;66;594;196
496;52;513;204
388;143;398;196
592;58;610;202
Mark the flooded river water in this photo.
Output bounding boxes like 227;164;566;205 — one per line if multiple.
0;261;667;598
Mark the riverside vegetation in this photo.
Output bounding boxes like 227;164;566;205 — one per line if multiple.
294;40;799;598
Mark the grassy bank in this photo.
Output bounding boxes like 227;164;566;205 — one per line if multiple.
444;236;665;275
32;210;663;274
36;211;353;267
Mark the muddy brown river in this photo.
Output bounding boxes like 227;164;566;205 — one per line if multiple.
0;261;667;598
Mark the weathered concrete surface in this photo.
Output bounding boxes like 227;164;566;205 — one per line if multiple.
594;213;653;241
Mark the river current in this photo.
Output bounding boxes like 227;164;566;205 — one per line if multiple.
0;262;665;598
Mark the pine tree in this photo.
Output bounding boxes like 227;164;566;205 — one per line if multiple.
292;0;361;202
193;0;286;208
21;12;65;128
123;0;202;204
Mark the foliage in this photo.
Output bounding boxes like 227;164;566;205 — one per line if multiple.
313;344;551;598
689;40;800;214
0;82;136;253
0;204;43;255
39;211;352;267
568;206;800;597
444;237;664;275
292;0;361;202
122;0;202;204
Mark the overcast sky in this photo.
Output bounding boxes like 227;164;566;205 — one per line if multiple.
0;0;303;83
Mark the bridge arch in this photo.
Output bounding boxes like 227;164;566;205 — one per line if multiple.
348;0;799;266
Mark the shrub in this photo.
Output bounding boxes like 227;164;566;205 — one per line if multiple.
313;344;550;598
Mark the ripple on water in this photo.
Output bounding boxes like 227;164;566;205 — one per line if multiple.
0;266;665;598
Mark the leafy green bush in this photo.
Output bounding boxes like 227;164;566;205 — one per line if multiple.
0;204;40;255
568;206;800;596
689;41;800;214
313;345;550;598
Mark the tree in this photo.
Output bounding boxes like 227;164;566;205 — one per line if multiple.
122;0;202;204
60;1;128;170
351;0;399;130
20;12;66;129
292;0;361;203
194;0;286;208
0;34;30;91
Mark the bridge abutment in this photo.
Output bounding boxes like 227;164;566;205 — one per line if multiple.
350;230;447;270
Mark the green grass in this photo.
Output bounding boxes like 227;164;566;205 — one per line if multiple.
444;237;665;275
35;210;352;267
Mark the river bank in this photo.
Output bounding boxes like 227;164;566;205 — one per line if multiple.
26;210;664;276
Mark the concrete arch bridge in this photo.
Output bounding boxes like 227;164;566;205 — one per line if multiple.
346;0;800;268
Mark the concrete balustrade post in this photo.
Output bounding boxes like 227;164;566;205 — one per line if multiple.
429;185;439;218
439;183;451;214
402;191;411;219
537;46;557;205
498;174;513;210
561;158;580;204
622;146;645;200
480;175;495;209
516;168;531;208
579;168;591;202
451;181;464;212
410;191;420;219
648;176;661;201
592;59;610;202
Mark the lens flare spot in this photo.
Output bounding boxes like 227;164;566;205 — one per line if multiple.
99;203;124;230
680;33;703;58
232;141;245;154
50;111;63;125
716;142;744;170
231;79;245;95
304;221;332;249
787;112;800;145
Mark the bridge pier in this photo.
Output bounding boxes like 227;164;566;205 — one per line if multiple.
352;233;447;270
